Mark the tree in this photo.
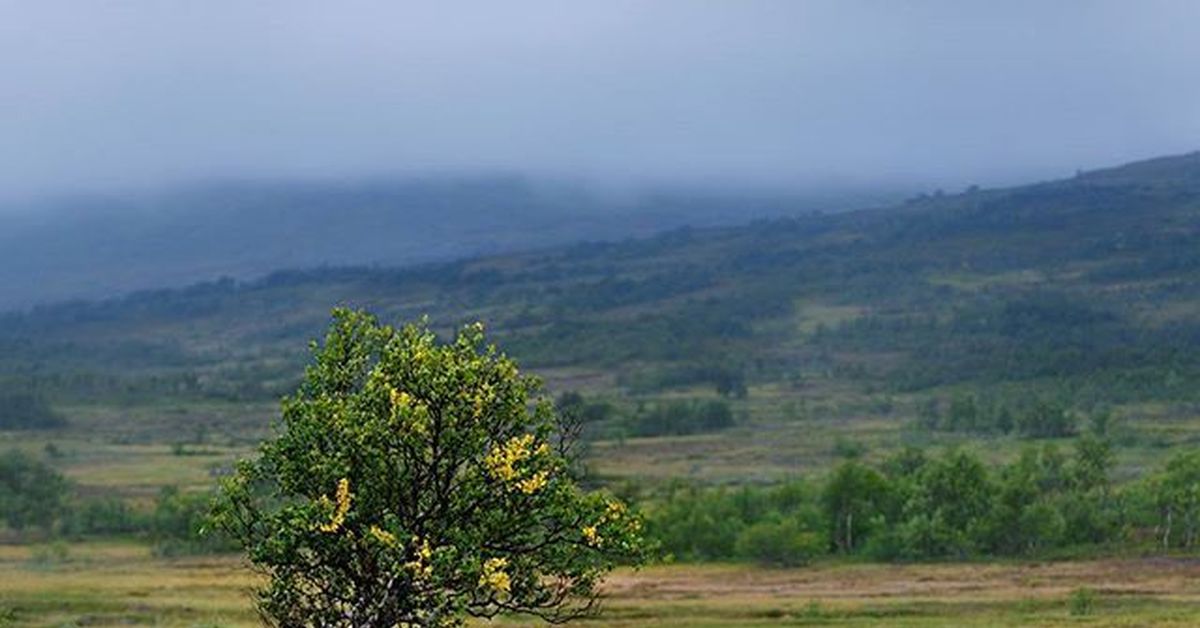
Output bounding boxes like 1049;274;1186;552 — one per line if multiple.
984;447;1066;554
1152;450;1200;549
1071;433;1113;494
0;449;69;531
214;310;646;626
900;449;993;558
821;461;892;553
734;517;823;567
1016;399;1077;439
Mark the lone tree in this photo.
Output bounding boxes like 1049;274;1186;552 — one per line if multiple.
214;310;645;626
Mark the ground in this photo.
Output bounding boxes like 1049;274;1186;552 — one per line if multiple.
3;542;1200;627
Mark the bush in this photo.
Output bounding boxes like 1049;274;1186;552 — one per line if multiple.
0;449;69;531
1068;587;1096;616
646;485;747;560
1017;400;1077;439
831;438;867;460
735;518;824;567
645;480;822;563
62;497;146;537
151;486;233;555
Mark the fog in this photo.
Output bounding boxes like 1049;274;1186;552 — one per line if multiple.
1;1;1198;204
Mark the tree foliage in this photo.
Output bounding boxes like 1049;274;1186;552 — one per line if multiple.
0;449;69;531
214;310;645;626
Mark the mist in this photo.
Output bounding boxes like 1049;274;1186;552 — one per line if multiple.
2;1;1199;205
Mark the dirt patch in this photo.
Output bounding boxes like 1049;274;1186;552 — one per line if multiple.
603;558;1200;604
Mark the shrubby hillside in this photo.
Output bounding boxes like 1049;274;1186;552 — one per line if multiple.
1;151;1199;479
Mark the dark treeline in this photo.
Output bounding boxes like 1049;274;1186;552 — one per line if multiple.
643;437;1200;565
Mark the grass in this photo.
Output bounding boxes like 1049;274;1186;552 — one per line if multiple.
0;433;253;500
0;542;259;627
3;378;1194;495
4;543;1200;626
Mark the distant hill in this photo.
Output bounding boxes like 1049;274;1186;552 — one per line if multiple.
2;151;1200;438
0;176;899;309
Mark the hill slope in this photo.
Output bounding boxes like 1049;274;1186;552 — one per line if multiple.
2;151;1200;481
0;177;895;309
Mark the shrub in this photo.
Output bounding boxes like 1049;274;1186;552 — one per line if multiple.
151;486;233;556
0;449;69;531
61;497;146;538
1068;587;1096;616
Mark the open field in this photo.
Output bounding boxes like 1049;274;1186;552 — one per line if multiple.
3;542;1200;626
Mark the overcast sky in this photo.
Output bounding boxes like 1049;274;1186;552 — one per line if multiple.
2;1;1199;203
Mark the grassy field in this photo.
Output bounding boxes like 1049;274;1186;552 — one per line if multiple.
0;382;1191;497
3;541;1200;626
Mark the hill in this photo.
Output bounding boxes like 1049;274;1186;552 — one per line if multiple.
0;177;897;310
2;151;1200;484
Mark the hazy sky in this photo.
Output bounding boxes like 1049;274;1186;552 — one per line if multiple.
2;1;1199;202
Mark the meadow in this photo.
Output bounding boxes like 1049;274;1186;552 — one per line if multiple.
4;541;1200;627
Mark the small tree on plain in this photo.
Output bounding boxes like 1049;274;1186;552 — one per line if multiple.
214;310;645;626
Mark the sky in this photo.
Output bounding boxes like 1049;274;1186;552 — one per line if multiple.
2;1;1199;203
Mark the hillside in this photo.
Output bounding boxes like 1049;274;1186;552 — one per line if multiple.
2;151;1200;484
0;177;897;310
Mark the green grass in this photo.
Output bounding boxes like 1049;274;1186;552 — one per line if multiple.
3;378;1194;494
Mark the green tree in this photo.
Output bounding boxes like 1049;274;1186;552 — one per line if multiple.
1152;450;1200;548
0;449;69;531
152;486;234;556
984;447;1066;554
1071;433;1114;494
821;461;892;553
735;517;823;567
1016;399;1077;439
214;310;646;626
900;449;993;558
646;484;745;561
